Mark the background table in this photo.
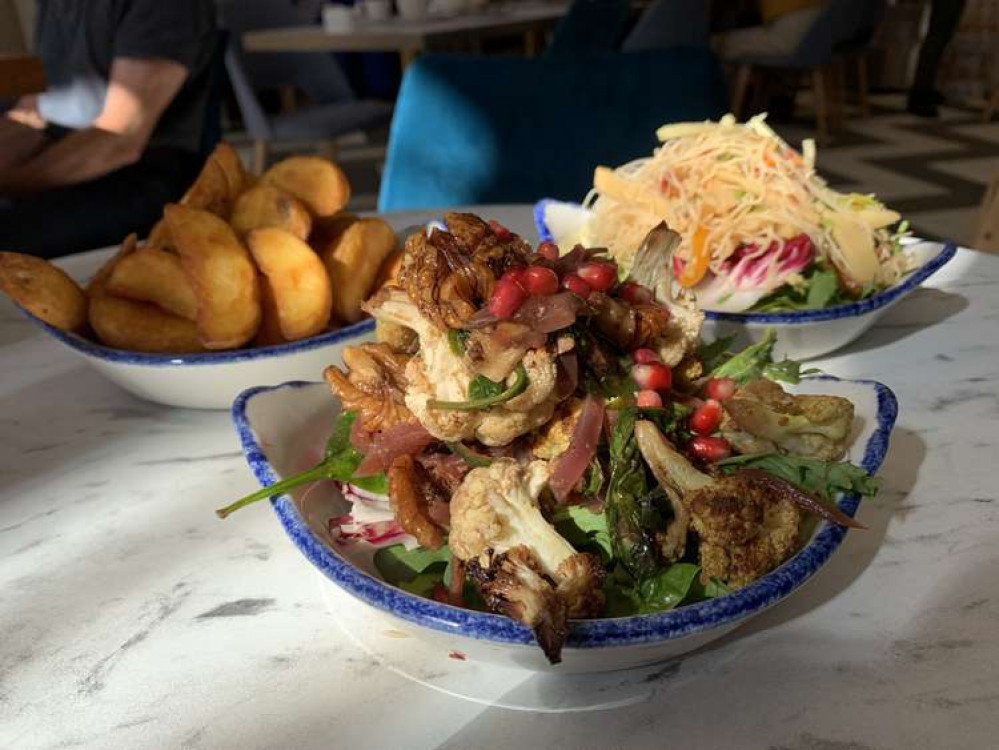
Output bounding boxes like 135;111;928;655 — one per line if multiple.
242;2;568;63
2;207;998;749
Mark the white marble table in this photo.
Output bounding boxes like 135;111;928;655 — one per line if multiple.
2;207;998;749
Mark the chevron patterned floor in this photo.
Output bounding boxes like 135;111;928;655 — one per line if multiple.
238;94;999;248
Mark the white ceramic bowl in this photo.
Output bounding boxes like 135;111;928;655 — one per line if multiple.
535;199;957;360
233;375;898;673
22;312;374;409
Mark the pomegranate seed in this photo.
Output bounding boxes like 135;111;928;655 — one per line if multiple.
632;362;672;392
502;266;528;288
488;219;511;239
632;348;659;365
561;273;592;299
636;390;663;408
521;266;560;296
577;261;618;292
537;241;560;261
689;400;723;436
704;377;737;401
488;277;528;319
689;435;732;463
620;282;653;305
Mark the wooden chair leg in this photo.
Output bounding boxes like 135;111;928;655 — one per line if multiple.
984;90;999;123
856;53;871;117
732;63;752;118
811;67;829;145
252;140;268;175
829;60;846;131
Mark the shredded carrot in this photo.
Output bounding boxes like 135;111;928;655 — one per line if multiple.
678;226;710;287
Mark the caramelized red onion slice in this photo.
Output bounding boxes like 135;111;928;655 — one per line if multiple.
555;351;579;399
549;395;605;503
512;292;581;334
354;422;436;476
739;468;866;529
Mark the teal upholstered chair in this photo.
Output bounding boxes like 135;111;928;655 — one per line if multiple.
378;49;728;211
545;0;632;58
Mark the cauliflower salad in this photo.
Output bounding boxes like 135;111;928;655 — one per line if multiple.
219;213;880;664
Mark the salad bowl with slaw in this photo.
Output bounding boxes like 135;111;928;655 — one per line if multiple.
536;114;956;359
220;215;898;671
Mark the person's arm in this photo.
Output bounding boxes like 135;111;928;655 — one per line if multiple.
0;58;187;195
0;96;48;173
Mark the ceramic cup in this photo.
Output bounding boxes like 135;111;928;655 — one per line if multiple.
364;0;393;20
321;3;355;31
396;0;429;20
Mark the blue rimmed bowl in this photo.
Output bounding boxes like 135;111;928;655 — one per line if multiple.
25;314;375;409
535;199;957;360
233;375;898;673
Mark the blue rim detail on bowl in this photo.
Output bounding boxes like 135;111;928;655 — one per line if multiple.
232;375;898;650
533;199;957;324
18;308;375;366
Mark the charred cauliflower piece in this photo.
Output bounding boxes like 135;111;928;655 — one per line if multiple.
722;379;854;461
450;459;604;663
324;343;414;432
365;288;560;446
688;476;801;589
634;421;801;588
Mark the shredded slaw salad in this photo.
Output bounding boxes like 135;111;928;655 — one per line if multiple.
581;114;911;312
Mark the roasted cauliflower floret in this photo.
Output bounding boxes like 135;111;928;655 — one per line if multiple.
722;378;855;461
531;397;583;460
632;421;802;588
450;459;605;662
323;343;413;432
366;288;560;446
688;476;801;589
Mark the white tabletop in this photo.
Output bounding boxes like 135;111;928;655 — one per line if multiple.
243;2;567;53
2;206;998;749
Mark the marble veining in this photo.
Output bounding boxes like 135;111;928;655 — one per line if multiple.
1;209;998;750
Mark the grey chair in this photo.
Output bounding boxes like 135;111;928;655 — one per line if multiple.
219;0;393;173
728;0;881;143
621;0;709;52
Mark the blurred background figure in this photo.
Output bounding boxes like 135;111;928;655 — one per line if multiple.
908;0;970;116
0;0;217;258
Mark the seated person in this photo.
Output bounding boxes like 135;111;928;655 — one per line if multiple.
714;0;828;62
0;0;217;258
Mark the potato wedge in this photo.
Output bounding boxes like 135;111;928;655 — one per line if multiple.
165;204;261;349
262;156;350;217
106;246;198;321
320;218;397;324
145;219;172;251
89;284;204;353
181;156;230;217
0;252;88;333
246;227;332;340
373;249;403;291
254;275;288;347
211;142;248;201
230;184;312;240
309;211;357;252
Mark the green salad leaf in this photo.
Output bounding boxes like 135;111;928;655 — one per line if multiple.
604;562;702;616
750;263;879;313
468;374;505;401
552;504;613;563
215;410;388;519
706;327;819;385
374;543;452;584
717;452;878;502
322;411;390;494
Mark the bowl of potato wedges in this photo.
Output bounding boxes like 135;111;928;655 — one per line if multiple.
0;144;398;409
